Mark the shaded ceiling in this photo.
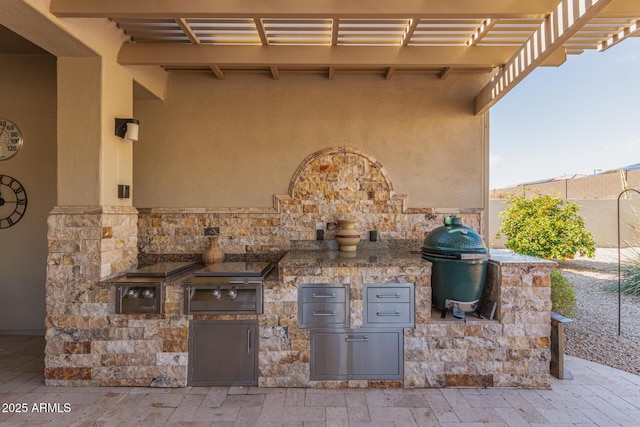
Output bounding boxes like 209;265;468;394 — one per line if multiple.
0;24;49;55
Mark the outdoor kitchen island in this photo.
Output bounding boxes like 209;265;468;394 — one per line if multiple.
44;249;553;389
261;249;553;389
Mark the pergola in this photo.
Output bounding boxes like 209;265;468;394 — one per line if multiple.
50;0;640;114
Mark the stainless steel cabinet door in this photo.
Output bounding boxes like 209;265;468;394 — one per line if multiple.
188;320;258;386
310;329;403;380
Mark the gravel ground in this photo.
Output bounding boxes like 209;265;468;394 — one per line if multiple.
560;248;640;376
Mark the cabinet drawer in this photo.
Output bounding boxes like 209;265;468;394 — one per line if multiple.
300;286;346;303
366;302;412;325
364;283;414;328
310;329;403;380
300;303;348;328
366;286;411;303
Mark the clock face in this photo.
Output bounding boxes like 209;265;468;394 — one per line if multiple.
0;119;23;161
0;175;27;229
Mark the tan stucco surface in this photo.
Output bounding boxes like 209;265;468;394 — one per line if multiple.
134;72;490;209
0;53;56;333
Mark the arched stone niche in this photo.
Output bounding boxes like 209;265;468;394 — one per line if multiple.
276;146;406;217
138;146;482;255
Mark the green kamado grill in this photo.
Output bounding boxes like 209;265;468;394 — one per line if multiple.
421;215;489;319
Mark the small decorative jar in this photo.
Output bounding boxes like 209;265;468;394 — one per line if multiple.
335;219;361;252
202;236;225;264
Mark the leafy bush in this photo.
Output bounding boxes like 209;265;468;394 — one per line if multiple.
550;269;576;318
497;193;596;261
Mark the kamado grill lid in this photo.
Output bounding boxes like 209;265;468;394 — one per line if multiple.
421;215;488;259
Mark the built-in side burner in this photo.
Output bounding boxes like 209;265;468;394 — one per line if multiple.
116;262;198;314
126;261;198;278
193;261;273;277
185;262;273;314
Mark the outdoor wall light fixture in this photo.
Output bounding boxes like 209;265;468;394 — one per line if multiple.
115;118;140;141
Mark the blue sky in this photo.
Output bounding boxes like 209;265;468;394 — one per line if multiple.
490;36;640;189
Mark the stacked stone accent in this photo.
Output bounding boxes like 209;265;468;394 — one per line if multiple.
45;206;140;385
260;250;552;389
260;250;431;388
138;147;482;257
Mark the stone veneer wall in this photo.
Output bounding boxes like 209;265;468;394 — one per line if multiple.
261;251;553;389
137;147;483;258
419;257;553;388
45;206;139;385
263;252;432;388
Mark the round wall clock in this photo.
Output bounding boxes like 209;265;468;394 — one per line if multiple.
0;119;24;161
0;175;27;229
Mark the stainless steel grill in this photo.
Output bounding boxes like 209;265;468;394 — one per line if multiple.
184;262;273;387
116;262;197;314
184;262;273;314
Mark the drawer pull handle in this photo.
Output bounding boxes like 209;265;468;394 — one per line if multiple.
377;311;402;316
345;336;369;342
376;293;401;298
312;311;336;316
312;293;336;298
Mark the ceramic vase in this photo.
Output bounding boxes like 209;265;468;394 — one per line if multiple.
335;219;361;252
202;236;225;264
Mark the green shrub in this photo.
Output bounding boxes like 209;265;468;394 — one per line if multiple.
550;269;576;318
608;247;640;297
496;193;596;261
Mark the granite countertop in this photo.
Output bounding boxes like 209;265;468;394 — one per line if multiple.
278;249;428;268
279;248;555;269
488;249;557;265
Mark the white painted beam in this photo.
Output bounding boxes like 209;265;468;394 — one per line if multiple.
598;19;640;51
475;0;613;115
118;44;519;68
51;0;560;19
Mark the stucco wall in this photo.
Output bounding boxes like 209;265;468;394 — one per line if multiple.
491;169;640;200
133;72;490;209
0;53;57;334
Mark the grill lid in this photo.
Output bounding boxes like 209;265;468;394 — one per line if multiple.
125;262;198;278
421;215;487;257
194;262;273;277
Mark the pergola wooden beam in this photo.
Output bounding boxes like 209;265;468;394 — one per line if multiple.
270;65;280;80
51;0;561;19
118;44;521;68
210;66;225;79
253;18;269;45
402;19;420;46
474;0;614;115
175;18;200;44
597;19;640;51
